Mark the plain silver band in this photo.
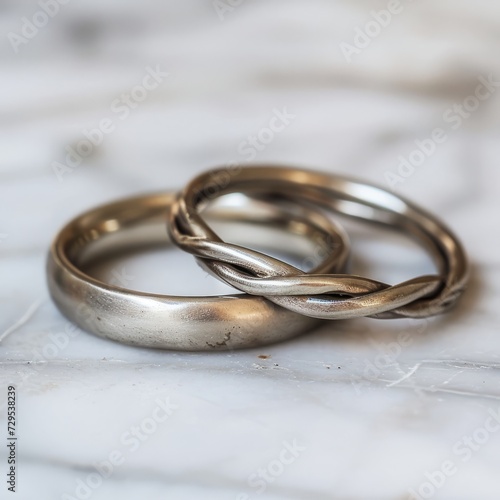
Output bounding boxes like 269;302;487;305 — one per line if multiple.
170;166;469;320
46;192;349;350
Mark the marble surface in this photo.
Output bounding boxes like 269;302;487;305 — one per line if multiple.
1;1;499;499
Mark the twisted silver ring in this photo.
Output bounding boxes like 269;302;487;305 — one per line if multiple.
47;192;349;350
169;166;469;320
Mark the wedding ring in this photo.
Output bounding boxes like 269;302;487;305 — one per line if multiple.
47;192;349;350
170;166;469;320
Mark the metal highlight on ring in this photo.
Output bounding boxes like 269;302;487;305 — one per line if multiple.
46;192;350;350
46;166;469;350
169;166;469;321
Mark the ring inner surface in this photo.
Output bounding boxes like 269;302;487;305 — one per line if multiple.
59;193;345;297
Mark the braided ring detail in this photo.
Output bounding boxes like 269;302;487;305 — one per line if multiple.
169;166;469;320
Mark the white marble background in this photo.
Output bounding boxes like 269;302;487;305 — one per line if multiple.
1;1;499;499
